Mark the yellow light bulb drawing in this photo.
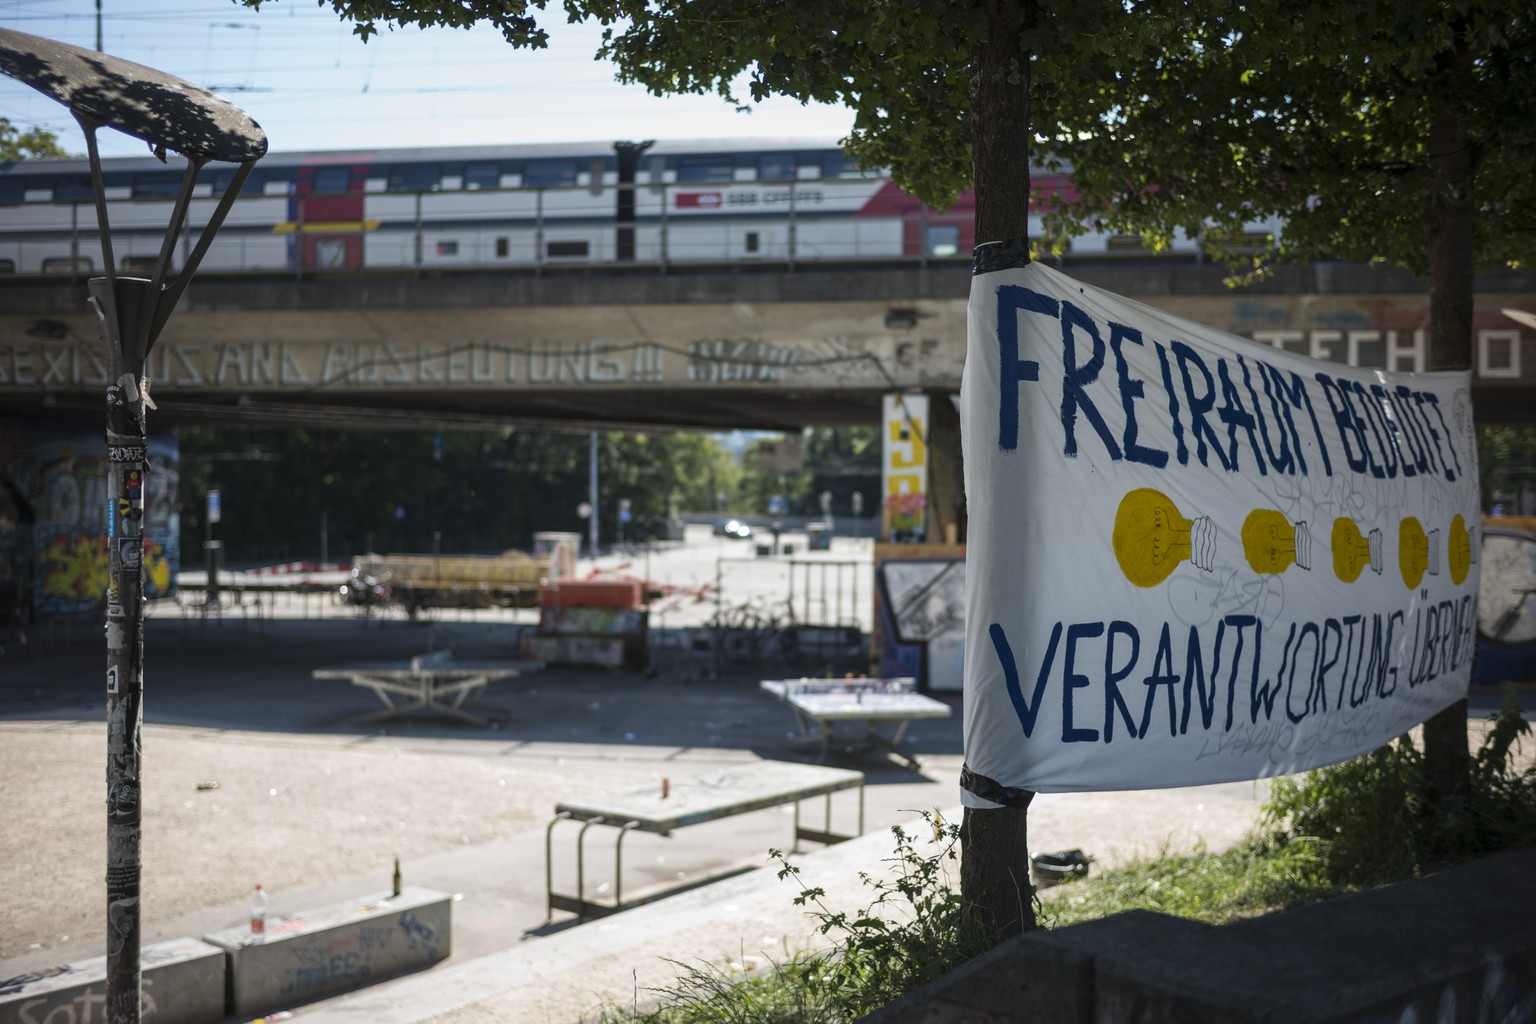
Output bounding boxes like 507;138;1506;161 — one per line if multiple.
1331;518;1383;583
1448;514;1474;586
1113;488;1217;588
1399;516;1441;589
1242;509;1312;575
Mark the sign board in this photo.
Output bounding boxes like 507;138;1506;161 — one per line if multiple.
206;488;221;525
757;437;805;473
962;262;1479;800
882;393;928;541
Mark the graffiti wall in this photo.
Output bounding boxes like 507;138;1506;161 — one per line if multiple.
871;543;966;693
0;422;179;618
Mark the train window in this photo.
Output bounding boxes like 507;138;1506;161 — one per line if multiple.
464;162;501;190
312;167;352;194
42;256;93;274
0;178;23;205
1106;234;1145;251
387;165;442;193
758;154;796;181
820;154;878;179
212;168;264;196
0;259;14;274
744;232;760;254
312;238;348;267
436;240;459;256
546;240;590;258
925;225;961;258
524;159;578;188
677;156;734;183
647;154;666;188
132;173;182;199
495;238;509;258
52;175;93;202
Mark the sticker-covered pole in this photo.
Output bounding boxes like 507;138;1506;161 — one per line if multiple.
91;277;153;1024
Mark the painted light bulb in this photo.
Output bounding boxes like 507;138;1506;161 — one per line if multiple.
1448;514;1475;586
1399;516;1441;589
1331;518;1383;583
1113;487;1216;588
1242;509;1311;575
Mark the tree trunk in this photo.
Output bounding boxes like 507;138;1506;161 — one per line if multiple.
927;393;965;544
1421;35;1476;820
961;0;1037;940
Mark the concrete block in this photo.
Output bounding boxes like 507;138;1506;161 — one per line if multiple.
521;634;626;667
861;930;1095;1024
0;937;225;1024
1085;848;1536;1023
203;885;450;1016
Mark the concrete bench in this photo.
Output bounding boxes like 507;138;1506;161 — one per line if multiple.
202;885;451;1016
546;760;864;920
0;937;225;1024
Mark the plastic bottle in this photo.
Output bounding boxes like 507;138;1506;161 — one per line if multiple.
250;884;267;938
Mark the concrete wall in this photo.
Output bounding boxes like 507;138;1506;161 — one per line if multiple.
861;845;1536;1023
202;886;450;1017
0;938;225;1024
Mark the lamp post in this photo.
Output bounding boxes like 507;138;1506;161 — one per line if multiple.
0;28;266;1024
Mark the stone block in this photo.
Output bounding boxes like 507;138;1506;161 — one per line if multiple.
203;885;450;1016
0;937;225;1024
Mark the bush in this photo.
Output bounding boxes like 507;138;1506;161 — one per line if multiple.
1259;689;1536;886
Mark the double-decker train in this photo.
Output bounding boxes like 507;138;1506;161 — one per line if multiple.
0;138;1275;276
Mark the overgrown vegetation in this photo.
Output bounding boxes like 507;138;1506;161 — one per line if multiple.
602;693;1536;1023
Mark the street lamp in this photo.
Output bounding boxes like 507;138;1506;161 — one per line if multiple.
0;27;266;1024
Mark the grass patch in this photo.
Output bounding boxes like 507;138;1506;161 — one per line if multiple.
600;692;1536;1023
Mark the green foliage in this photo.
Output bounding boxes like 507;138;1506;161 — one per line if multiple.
1260;690;1536;885
1047;1;1536;276
179;427;738;563
1478;426;1536;509
735;428;880;519
0;117;69;159
240;0;1176;214
1043;837;1344;928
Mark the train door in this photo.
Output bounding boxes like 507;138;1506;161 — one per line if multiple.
291;162;369;270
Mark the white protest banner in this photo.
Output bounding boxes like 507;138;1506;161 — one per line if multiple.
961;261;1479;800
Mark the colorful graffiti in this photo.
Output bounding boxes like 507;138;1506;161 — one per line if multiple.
0;422;179;617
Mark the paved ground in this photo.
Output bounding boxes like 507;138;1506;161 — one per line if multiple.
1;531;1525;1022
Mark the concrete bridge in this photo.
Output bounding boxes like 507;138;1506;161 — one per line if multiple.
2;260;1534;432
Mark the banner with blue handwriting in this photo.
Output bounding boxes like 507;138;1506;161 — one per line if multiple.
961;263;1478;799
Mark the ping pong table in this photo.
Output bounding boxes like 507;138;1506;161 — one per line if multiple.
759;676;952;769
312;649;538;726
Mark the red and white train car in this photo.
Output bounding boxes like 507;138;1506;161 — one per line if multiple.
0;138;1268;276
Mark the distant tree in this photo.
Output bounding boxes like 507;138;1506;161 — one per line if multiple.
180;428;738;562
0;117;69;159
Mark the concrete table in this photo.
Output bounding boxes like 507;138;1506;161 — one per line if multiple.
760;677;952;769
546;760;865;919
312;650;538;725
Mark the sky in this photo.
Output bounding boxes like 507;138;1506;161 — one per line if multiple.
0;0;857;158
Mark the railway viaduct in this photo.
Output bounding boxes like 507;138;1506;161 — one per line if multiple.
3;260;1536;433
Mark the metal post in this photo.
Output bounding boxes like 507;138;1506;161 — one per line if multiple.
413;192;423;276
535;189;545;275
588;431;599;558
91;276;153;1024
787;181;797;270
